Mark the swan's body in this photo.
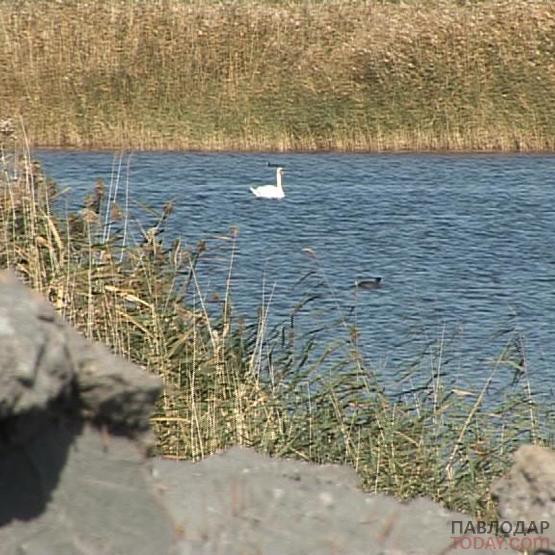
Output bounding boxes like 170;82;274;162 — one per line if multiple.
355;277;382;290
250;167;285;199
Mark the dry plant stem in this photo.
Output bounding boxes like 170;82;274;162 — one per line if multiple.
445;361;498;482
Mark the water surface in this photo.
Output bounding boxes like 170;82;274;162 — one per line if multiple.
37;150;555;395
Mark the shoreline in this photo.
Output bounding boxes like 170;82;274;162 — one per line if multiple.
31;143;555;155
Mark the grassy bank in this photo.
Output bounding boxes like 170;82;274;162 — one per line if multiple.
0;0;554;151
1;121;552;518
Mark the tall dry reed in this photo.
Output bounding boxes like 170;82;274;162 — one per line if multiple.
0;0;554;150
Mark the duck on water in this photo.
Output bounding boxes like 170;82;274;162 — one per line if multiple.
355;277;383;290
250;166;285;199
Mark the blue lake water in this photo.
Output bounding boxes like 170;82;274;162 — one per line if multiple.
36;150;555;397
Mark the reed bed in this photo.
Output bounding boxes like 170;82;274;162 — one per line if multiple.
1;121;552;519
0;0;554;151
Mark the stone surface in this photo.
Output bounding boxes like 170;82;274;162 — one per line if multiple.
154;446;510;555
0;272;73;419
492;444;555;549
0;272;169;554
76;339;161;432
1;422;175;555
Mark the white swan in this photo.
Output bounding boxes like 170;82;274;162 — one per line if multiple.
250;167;285;199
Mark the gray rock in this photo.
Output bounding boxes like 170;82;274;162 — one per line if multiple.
154;446;511;555
0;272;169;553
0;273;73;419
1;421;175;555
492;445;555;550
76;339;161;432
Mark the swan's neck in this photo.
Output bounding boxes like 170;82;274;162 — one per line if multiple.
276;170;283;189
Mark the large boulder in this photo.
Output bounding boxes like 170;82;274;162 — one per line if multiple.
0;276;73;419
0;272;173;554
155;446;504;555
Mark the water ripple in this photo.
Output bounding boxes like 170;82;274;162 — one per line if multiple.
37;150;555;393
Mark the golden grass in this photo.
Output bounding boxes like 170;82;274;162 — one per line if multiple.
0;0;554;151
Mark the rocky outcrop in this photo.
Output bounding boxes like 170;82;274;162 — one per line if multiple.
0;272;172;554
0;271;548;554
155;446;497;555
492;445;555;549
